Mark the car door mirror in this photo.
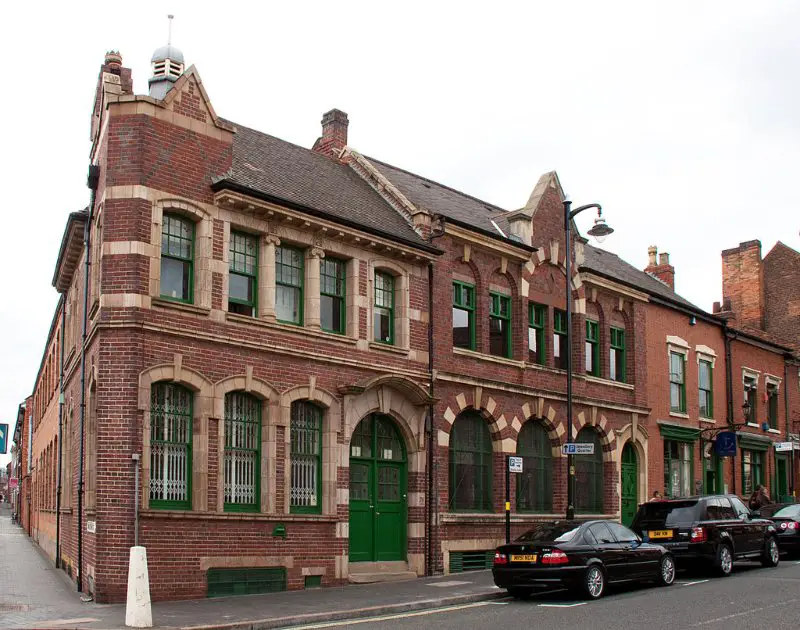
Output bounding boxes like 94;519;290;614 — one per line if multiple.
641;531;650;543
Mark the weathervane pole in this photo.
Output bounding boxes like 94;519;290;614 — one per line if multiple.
167;14;174;46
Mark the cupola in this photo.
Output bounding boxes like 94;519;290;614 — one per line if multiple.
148;15;185;99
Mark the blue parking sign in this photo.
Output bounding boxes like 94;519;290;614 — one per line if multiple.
0;423;7;454
714;431;737;457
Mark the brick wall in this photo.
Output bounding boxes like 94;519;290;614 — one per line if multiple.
763;242;800;350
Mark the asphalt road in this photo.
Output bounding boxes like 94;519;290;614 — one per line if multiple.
290;559;800;630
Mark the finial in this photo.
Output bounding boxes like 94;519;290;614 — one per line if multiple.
167;14;174;46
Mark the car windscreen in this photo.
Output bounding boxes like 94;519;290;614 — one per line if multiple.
633;501;699;528
773;505;800;519
515;522;582;543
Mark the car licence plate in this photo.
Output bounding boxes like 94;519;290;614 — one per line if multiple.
648;530;673;539
510;554;537;562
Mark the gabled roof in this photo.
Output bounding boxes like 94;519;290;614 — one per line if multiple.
212;122;438;253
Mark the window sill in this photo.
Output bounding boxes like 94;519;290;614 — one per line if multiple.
453;347;524;368
368;341;410;356
746;423;759;428
226;313;358;346
767;428;781;434
140;509;338;522
669;412;690;419
583;374;634;390
152;297;211;317
700;417;716;424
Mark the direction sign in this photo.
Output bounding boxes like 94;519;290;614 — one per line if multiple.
562;442;595;456
714;431;737;457
774;442;794;453
508;456;523;473
0;423;7;455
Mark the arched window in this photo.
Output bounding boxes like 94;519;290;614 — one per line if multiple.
517;421;552;512
449;411;492;511
224;392;261;512
575;427;603;514
149;382;193;509
290;401;322;513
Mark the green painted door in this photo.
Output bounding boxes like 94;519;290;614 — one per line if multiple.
704;450;722;494
621;443;638;527
776;455;789;502
349;414;407;562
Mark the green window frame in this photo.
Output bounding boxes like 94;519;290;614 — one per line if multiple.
149;382;193;509
669;352;686;413
575;428;604;514
320;258;346;334
452;281;476;350
489;292;511;358
290;401;322;514
585;319;599;376
663;439;693;498
374;271;394;344
160;213;194;303
767;382;779;429
449;411;492;512
528;303;545;365
516;421;552;512
276;245;304;325
699;359;714;419
610;327;626;383
553;309;568;370
741;449;764;495
229;231;258;317
224;392;261;512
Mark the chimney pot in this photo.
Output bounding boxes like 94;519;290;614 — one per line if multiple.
104;51;123;69
659;252;670;266
647;246;657;266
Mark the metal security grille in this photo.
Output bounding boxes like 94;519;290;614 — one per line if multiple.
575;428;603;514
517;420;552;512
207;567;286;598
449;412;492;511
150;383;192;508
449;551;494;573
224;392;260;511
290;401;322;512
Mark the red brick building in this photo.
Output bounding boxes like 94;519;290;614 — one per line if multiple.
21;46;799;603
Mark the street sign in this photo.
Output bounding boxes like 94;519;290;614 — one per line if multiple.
714;431;737;457
774;442;794;452
0;423;7;454
9;478;18;490
508;456;523;473
562;442;595;456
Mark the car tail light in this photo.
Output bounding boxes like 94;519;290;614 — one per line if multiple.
788;522;799;531
541;550;569;565
690;527;707;542
494;552;508;565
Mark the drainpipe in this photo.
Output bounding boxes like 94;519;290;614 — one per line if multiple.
723;324;736;495
784;356;793;497
426;218;445;576
78;164;100;594
55;296;66;568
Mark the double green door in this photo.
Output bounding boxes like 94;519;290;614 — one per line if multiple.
349;414;407;563
621;443;638;527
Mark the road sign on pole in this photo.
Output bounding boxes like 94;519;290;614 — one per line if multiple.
508;456;523;473
562;442;595;456
774;442;794;452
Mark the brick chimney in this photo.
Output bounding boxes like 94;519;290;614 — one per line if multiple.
644;245;676;290
720;240;764;329
312;109;349;159
91;51;133;143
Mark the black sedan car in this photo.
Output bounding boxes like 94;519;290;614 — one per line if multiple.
493;520;675;600
770;504;800;555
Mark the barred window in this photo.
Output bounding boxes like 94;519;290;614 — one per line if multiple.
290;401;322;513
149;383;192;509
517;421;552;512
575;427;603;514
449;411;492;511
224;392;261;511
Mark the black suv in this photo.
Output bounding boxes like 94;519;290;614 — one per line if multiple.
630;495;779;576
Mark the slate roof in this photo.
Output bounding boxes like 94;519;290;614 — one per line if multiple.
213;122;436;252
216;119;704;311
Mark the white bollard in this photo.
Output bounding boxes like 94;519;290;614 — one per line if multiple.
125;546;153;628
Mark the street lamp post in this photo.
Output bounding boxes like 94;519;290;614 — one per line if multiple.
563;200;613;520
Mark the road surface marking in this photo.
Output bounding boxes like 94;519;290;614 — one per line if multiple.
287;602;492;628
428;581;472;587
488;601;510;605
693;598;798;626
538;602;587;608
682;579;710;586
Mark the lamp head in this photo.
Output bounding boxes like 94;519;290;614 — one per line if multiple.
742;400;752;421
587;217;614;244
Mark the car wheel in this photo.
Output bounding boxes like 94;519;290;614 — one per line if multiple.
507;586;533;600
583;565;605;600
657;555;676;586
761;537;780;568
715;544;733;577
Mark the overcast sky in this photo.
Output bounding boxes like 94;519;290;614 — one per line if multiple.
1;1;798;466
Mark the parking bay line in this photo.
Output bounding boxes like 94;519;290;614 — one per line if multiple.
538;602;588;608
680;579;710;586
285;602;493;629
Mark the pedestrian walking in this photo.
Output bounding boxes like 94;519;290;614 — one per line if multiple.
749;484;773;511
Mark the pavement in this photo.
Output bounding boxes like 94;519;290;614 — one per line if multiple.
0;505;500;629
